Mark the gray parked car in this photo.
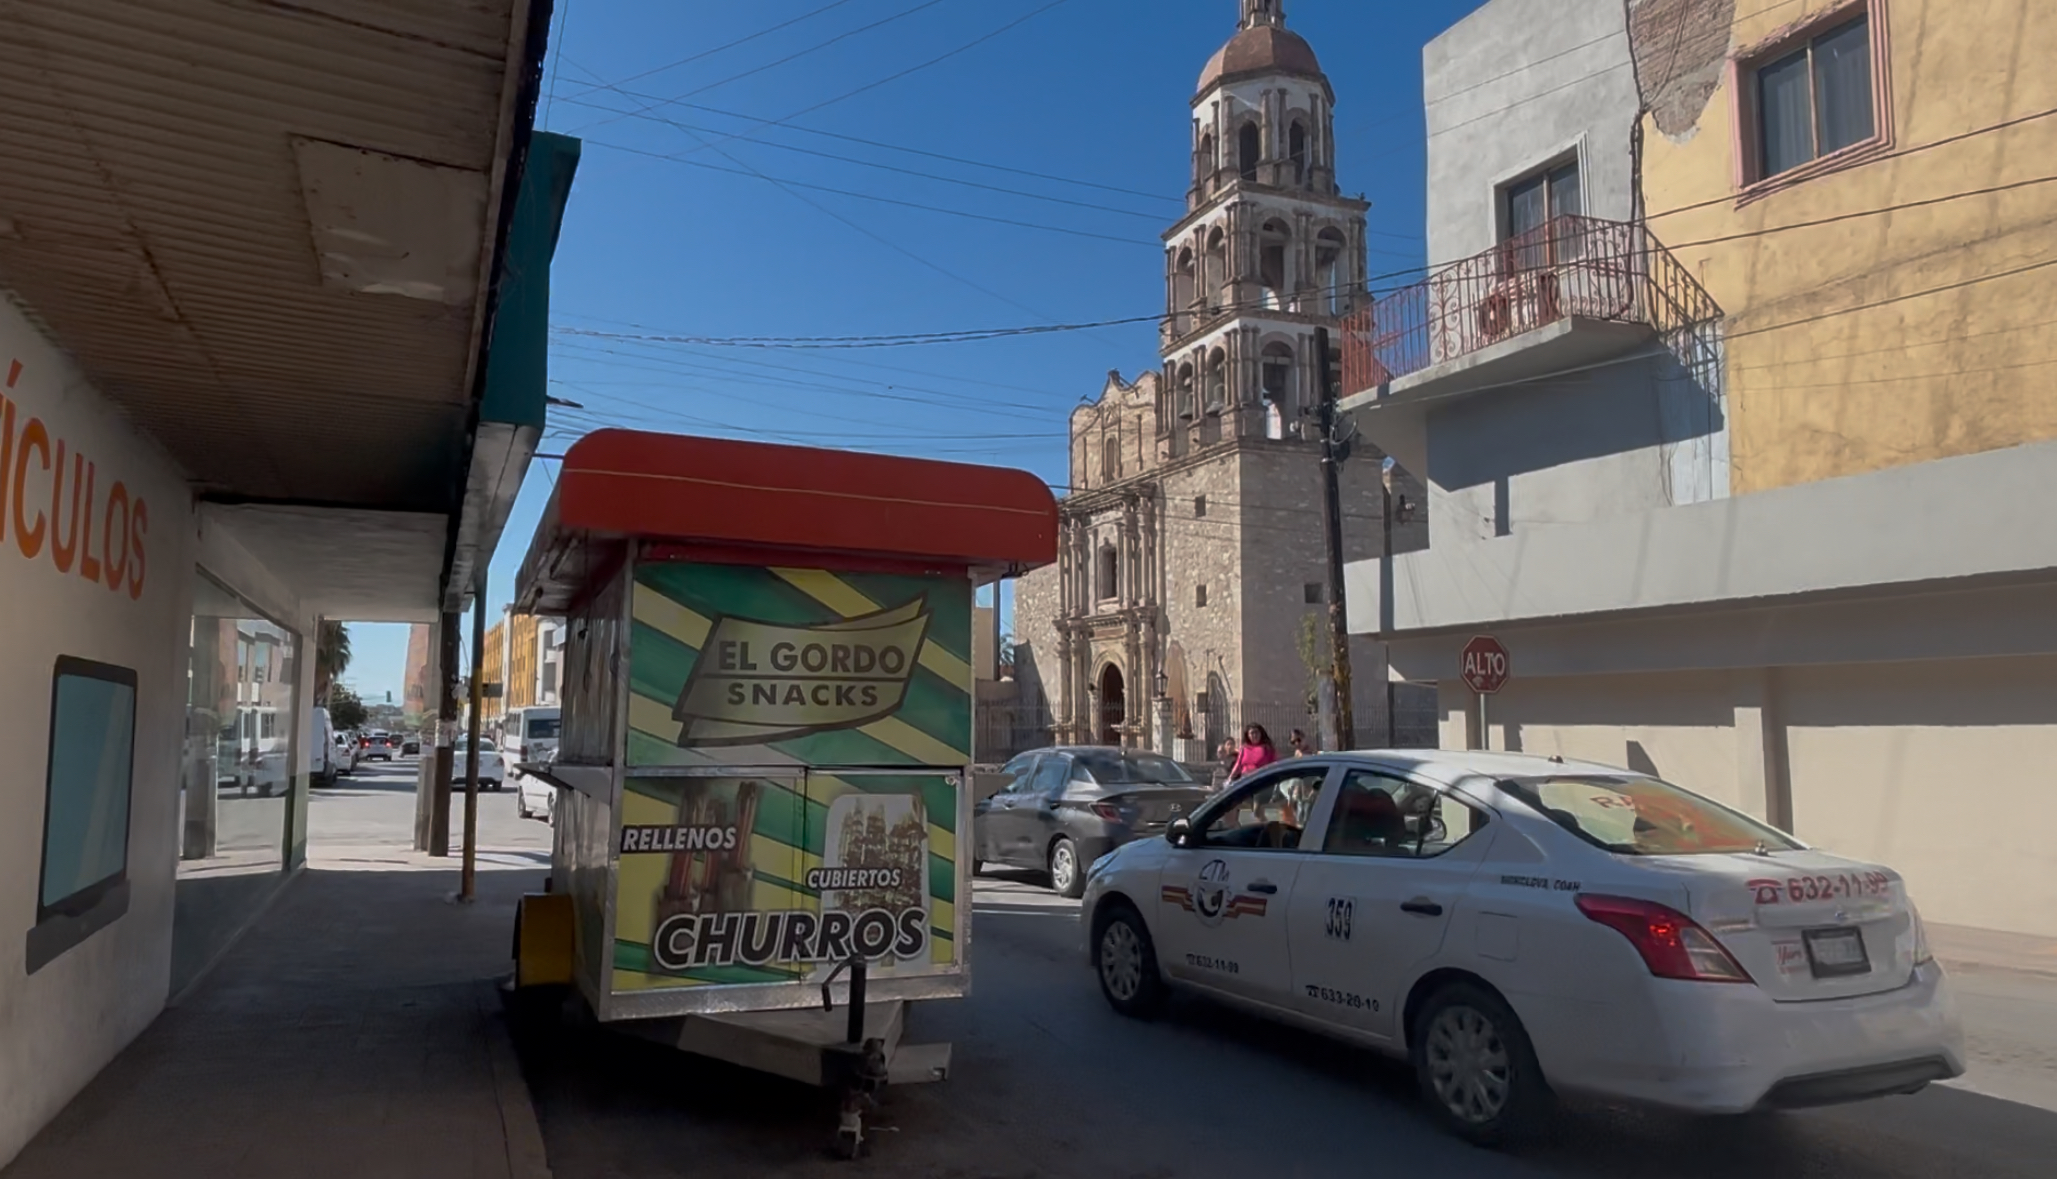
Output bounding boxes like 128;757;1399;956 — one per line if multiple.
973;748;1214;898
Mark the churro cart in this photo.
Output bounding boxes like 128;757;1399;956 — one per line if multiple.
507;429;1056;1157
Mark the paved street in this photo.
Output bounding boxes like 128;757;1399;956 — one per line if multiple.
313;756;552;874
510;870;2057;1179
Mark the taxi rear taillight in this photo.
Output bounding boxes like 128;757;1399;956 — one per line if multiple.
1576;894;1754;984
1089;802;1123;822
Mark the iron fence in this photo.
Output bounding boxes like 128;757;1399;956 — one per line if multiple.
1341;215;1725;395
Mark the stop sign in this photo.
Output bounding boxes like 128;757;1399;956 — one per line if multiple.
1461;636;1510;695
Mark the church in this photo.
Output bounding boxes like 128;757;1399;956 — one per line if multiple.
1011;1;1431;758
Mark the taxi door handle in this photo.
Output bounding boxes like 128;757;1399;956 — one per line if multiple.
1400;898;1444;917
1248;880;1280;895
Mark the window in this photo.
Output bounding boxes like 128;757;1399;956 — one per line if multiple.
1503;775;1802;856
1288;121;1308;185
1196;584;1209;608
1261;343;1293;403
1315;229;1348;314
1205;228;1228;307
1031;755;1070;796
1503;160;1582;270
1193;495;1207;518
1098;544;1120;601
999;754;1041;794
1238;121;1261;182
1071;751;1197;785
1197;766;1329;850
1176;364;1197;420
1204;349;1227;412
1259;220;1291;303
1322;771;1488;859
1198;132;1217;190
1754;14;1876;179
1303;583;1323;605
527;716;561;739
29;657;138;973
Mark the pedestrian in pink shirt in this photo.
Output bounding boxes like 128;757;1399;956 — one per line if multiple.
1230;724;1278;781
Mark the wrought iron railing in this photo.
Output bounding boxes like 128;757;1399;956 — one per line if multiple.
1340;215;1723;394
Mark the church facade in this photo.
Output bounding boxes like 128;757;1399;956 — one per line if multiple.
1012;1;1431;757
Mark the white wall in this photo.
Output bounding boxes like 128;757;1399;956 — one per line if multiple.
0;295;195;1166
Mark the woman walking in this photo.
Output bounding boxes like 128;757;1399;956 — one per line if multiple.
1229;724;1278;781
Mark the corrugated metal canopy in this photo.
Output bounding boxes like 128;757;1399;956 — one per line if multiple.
0;0;538;514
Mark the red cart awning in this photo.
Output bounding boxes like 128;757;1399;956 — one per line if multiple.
515;430;1059;612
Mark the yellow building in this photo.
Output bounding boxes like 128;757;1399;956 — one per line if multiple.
1639;0;2057;493
1344;0;2057;938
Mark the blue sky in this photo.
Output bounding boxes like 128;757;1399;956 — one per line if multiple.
345;0;1489;703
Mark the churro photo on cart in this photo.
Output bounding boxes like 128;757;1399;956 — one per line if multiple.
505;429;1057;1158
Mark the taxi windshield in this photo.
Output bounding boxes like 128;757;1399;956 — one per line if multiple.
1503;776;1801;856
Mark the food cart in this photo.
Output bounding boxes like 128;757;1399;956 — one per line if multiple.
506;429;1057;1156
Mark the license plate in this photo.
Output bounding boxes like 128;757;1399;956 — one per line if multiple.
1803;928;1871;978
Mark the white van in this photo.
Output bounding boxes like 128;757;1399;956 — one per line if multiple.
311;706;339;787
501;706;561;777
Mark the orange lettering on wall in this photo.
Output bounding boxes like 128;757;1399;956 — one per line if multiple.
103;479;129;591
0;395;12;546
13;417;47;559
129;498;148;601
49;443;80;574
78;460;102;584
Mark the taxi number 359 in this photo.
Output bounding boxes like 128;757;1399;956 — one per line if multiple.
1324;897;1354;942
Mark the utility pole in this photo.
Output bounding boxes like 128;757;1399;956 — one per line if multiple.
1381;463;1397;747
1315;327;1355;751
460;574;485;903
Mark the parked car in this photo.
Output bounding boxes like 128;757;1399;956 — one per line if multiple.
360;731;394;761
1083;750;1962;1146
333;729;359;775
452;737;504;791
973;747;1213;899
517;745;557;823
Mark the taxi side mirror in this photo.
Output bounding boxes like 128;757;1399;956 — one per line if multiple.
1167;817;1193;847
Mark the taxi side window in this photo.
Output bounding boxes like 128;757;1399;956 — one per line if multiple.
1198;766;1328;851
1322;771;1489;859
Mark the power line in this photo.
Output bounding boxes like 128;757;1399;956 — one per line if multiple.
1662;173;2057;251
1727;255;2057;340
586;138;1158;247
1647;105;2057;220
541;0;574;125
634;0;1078;163
564;0;956;136
580;0;867;92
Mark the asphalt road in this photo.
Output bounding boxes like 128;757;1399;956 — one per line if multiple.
508;870;2057;1179
308;756;552;872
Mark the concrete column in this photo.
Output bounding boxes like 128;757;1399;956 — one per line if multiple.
1733;668;1795;831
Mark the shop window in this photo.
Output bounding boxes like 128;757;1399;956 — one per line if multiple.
26;657;138;973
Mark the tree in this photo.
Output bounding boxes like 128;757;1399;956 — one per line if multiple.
315;621;351;704
328;684;368;731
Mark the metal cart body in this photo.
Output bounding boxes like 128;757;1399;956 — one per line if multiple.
509;429;1056;1154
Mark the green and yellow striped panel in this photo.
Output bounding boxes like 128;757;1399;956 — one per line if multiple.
628;562;973;768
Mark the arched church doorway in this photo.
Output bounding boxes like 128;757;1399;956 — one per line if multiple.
1098;664;1126;746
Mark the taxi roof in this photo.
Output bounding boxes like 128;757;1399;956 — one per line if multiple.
1339;749;1634;788
515;429;1060;612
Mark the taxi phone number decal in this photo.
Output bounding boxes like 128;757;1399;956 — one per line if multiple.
1747;872;1892;905
1305;984;1379;1012
1185;954;1240;975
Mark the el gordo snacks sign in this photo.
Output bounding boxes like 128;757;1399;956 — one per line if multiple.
1;358;149;600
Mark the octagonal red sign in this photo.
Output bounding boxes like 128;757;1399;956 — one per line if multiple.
1461;636;1510;695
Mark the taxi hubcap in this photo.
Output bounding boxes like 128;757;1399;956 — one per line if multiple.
1052;845;1076;891
1425;1006;1511;1124
1099;921;1143;1000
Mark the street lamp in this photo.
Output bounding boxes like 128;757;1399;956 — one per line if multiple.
1153;668;1169;699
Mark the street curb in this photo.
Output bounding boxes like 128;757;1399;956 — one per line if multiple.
1940;957;2057;983
478;980;553;1179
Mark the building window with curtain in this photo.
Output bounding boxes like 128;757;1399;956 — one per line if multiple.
1501;159;1581;271
1743;8;1884;185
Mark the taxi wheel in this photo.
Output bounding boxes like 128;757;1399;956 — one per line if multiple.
1412;982;1551;1148
1049;838;1086;899
1092;903;1167;1018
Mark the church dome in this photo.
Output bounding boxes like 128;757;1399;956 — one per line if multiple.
1196;24;1327;95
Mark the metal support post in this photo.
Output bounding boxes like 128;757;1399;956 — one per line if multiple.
461;573;486;902
430;610;459;856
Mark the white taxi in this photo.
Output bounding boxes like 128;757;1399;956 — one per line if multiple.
1082;751;1963;1145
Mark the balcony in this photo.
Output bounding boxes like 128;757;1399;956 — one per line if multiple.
1339;216;1721;406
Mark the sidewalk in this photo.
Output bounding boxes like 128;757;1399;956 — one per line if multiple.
1931;921;2057;980
3;854;550;1179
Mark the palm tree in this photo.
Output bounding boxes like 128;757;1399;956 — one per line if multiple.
315;621;351;705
